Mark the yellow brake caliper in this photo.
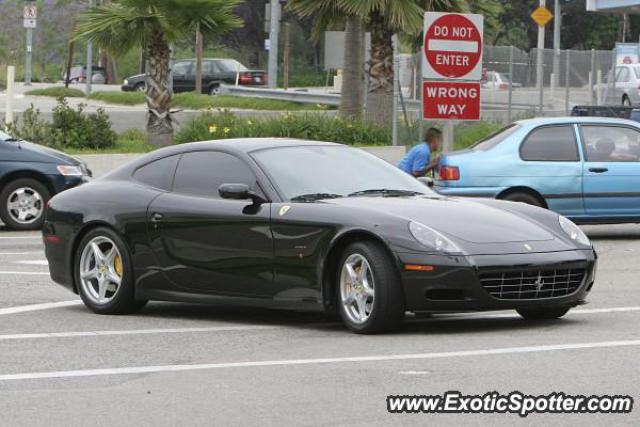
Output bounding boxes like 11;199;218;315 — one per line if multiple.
114;254;123;277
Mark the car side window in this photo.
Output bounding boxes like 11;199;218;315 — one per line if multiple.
520;126;579;162
173;61;192;76
203;61;218;75
173;151;261;198
133;155;180;191
581;125;640;162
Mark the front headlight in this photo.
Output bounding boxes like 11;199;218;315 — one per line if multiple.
123;79;129;85
409;221;461;253
57;165;83;176
558;216;591;246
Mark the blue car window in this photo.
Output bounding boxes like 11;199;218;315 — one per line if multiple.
581;126;640;162
520;126;579;162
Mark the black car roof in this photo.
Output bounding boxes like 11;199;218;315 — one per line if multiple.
105;138;342;179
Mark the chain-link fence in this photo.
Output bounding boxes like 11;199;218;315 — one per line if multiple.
395;45;621;148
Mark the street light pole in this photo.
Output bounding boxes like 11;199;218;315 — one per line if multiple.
552;0;561;89
536;0;546;113
86;0;94;94
267;0;280;88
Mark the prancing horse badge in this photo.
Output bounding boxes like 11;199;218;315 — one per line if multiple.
279;205;291;216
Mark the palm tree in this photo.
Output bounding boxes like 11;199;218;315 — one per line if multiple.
74;0;242;145
288;0;365;121
339;0;462;125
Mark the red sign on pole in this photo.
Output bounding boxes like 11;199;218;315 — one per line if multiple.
422;81;480;121
423;13;483;80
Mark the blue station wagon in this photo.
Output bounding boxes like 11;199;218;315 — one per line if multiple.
435;117;640;223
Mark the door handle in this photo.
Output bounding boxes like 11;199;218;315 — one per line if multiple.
151;212;164;223
588;167;608;173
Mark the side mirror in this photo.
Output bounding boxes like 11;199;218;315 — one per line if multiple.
218;183;267;204
417;177;434;188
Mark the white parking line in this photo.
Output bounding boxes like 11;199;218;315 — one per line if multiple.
0;271;49;276
433;305;640;321
0;252;42;255
0;325;279;341
1;339;639;382
0;300;82;316
15;260;48;266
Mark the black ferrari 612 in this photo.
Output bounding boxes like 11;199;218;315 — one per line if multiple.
43;138;597;333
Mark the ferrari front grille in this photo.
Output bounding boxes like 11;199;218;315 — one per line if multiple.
479;268;586;300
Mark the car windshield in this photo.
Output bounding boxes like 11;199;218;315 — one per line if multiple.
472;124;521;151
251;145;432;201
216;59;248;73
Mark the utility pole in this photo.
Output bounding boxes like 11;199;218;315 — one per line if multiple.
86;0;94;94
536;0;546;113
552;0;561;89
267;0;281;88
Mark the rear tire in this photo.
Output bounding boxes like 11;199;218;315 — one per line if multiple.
336;241;404;334
517;307;570;320
0;178;50;230
209;84;220;95
74;227;147;315
501;191;544;208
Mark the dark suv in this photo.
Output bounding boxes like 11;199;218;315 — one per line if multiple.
122;58;267;95
0;130;91;230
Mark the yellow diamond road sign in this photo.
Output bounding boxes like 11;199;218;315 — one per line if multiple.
531;6;553;27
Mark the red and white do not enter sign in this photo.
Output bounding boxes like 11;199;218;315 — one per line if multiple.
422;12;483;80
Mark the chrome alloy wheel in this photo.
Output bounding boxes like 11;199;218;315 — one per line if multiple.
79;236;124;304
6;187;43;225
340;253;375;324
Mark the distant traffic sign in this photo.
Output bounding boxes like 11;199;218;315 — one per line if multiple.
23;18;37;29
23;5;37;19
531;6;553;27
422;12;484;80
422;81;480;121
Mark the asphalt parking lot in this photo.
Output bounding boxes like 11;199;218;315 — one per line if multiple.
0;225;638;426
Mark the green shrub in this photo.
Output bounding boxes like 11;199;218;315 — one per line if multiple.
25;87;85;98
175;111;391;146
454;122;503;150
7;97;117;150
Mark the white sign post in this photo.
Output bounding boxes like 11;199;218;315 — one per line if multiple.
23;3;37;85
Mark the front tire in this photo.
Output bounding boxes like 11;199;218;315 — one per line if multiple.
209;84;220;95
74;227;146;315
337;241;404;334
0;178;50;230
517;307;570;320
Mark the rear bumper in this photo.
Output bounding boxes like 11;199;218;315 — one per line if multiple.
397;249;596;312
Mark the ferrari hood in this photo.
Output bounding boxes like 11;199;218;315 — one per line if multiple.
326;195;555;244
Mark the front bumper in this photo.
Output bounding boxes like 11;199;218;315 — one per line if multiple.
48;174;92;194
397;249;596;312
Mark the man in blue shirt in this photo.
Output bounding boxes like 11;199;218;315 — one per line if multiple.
398;127;442;176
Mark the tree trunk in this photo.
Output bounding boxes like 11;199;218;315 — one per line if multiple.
365;11;393;126
339;15;364;121
195;26;203;94
145;29;174;146
64;41;75;88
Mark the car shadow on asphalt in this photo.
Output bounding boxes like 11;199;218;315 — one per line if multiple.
69;302;579;335
582;224;640;240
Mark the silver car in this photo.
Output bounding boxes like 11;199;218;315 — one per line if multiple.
603;64;640;106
